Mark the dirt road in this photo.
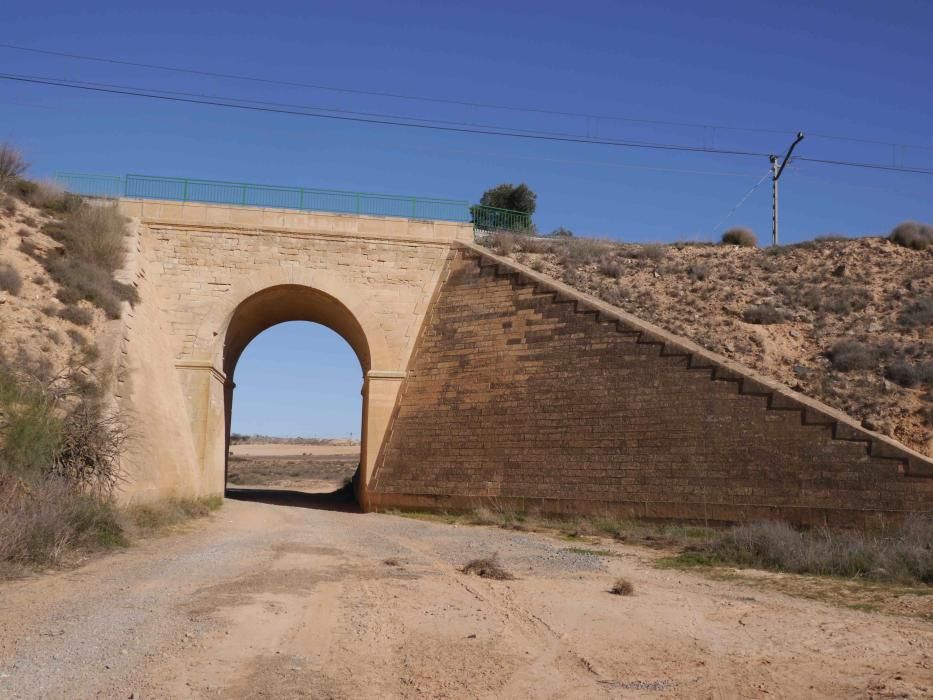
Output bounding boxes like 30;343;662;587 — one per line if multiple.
0;497;930;699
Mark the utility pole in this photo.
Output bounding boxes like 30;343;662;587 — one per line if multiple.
770;132;805;246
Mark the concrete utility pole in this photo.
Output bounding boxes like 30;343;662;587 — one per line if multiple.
770;131;805;246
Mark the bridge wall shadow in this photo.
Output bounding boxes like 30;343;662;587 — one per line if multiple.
225;484;361;513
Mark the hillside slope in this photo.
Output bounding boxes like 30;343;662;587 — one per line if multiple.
481;233;931;457
0;196;109;377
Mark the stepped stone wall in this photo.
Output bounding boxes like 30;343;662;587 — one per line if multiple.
369;245;933;526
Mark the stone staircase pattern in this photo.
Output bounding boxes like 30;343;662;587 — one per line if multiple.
369;245;932;525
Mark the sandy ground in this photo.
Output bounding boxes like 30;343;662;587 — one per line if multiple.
0;496;930;700
229;443;360;458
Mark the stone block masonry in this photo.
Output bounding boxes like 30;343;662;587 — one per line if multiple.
369;245;933;526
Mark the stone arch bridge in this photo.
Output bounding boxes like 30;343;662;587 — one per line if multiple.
109;198;932;526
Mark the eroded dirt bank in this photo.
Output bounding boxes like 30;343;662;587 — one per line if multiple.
0;499;930;699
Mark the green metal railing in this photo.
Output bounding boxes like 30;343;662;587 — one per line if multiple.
54;172;534;232
55;173;469;222
470;204;534;233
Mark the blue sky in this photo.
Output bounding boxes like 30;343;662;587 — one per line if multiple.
2;1;931;436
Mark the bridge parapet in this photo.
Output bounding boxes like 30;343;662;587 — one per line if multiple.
117;198;474;244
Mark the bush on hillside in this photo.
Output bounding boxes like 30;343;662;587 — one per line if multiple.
630;243;667;262
742;303;784;325
889;221;933;251
828;340;879;371
58;305;94;327
721;227;757;247
899;297;933;329
56;204;128;272
19;180;78;213
885;358;933;388
0;365;129;573
38;202;138;318
0;143;28;189
0;263;23;295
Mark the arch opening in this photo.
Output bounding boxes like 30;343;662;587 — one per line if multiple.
221;285;372;507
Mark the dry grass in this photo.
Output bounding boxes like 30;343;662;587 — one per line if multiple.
461;554;514;580
0;476;125;576
0;263;23;295
673;518;933;584
121;496;222;535
609;578;635;596
400;507;933;587
30;198;138;319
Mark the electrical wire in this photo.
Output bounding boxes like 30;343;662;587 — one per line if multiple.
2;71;933;176
708;170;773;236
0;72;773;158
5;41;932;153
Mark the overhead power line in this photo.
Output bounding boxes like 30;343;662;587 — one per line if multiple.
0;72;773;152
2;72;933;177
3;42;933;154
0;73;772;158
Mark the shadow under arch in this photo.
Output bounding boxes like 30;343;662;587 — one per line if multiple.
221;285;371;505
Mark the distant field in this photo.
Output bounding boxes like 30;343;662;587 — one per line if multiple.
226;442;360;492
229;443;360;458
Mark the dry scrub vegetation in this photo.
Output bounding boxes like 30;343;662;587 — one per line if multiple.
402;507;933;587
0;143;217;578
480;228;932;455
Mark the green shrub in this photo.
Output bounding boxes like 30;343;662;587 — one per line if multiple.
0;381;62;477
0;263;23;295
889;221;933;251
721;227;757;247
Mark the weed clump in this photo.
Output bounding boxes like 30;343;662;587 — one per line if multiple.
0;263;23;295
742;303;784;325
899;297;933;329
461;554;514;580
721;227;757;247
828;340;879;371
889;221;933;251
885;358;933;388
0;143;28;189
58;305;94;327
696;519;933;584
609;578;635;596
